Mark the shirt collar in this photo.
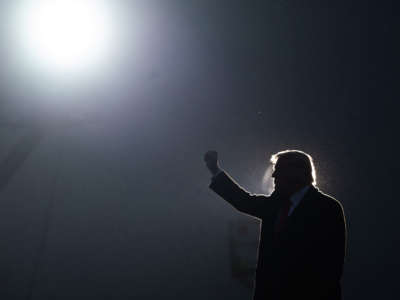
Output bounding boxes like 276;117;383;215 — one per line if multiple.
290;185;311;206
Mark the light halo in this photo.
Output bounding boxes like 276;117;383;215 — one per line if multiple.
13;0;115;74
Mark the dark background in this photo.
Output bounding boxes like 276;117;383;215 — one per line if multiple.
0;1;398;299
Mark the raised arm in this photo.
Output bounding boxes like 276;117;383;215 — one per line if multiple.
204;151;273;219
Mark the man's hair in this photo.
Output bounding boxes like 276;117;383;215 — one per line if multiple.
270;149;317;186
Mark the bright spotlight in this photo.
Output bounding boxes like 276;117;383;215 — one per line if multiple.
12;0;116;74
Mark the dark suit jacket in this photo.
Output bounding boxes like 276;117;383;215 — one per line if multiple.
209;171;347;300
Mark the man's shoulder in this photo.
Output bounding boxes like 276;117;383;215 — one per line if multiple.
312;188;344;214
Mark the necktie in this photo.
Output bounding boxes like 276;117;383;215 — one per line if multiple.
274;198;291;234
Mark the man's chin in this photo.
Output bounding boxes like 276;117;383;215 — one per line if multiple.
275;185;297;198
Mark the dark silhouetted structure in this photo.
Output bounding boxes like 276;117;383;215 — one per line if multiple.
204;150;347;300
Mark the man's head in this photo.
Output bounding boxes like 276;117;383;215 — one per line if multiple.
270;150;316;197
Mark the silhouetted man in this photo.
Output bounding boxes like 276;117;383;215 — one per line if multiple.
204;150;346;300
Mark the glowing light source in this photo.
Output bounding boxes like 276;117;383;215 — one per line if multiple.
13;0;115;74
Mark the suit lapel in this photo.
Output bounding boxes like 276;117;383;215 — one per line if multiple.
283;186;319;232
